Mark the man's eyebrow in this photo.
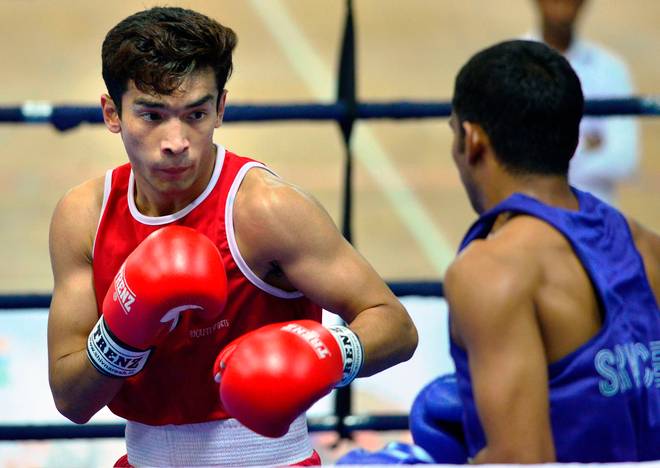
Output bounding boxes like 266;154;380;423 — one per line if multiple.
132;94;215;109
184;94;215;108
133;98;166;108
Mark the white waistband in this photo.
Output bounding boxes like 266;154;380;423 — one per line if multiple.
125;415;313;467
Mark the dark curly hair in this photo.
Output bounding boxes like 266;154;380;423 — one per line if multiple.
102;7;237;114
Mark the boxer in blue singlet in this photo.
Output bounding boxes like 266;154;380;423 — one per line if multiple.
444;40;660;463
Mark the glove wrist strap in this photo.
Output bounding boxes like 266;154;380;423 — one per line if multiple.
328;325;364;387
86;316;151;378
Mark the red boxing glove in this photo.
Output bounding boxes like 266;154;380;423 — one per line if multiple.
213;320;363;437
87;226;227;377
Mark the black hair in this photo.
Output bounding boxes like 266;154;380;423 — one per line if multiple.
102;7;237;114
452;40;583;175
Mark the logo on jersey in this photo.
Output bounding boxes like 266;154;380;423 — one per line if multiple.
594;340;660;396
112;265;136;314
190;319;230;338
282;323;331;359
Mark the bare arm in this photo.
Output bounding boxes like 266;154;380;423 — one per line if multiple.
445;242;555;463
48;178;123;423
627;217;660;304
234;169;417;376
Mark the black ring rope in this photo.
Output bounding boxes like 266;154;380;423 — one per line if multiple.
0;98;657;132
0;282;443;311
0;415;409;441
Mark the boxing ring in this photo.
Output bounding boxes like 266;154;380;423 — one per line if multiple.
1;0;660;465
2;102;658;438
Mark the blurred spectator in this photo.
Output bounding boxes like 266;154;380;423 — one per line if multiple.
527;0;639;204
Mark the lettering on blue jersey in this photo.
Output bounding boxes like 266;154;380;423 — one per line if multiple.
652;341;660;389
595;340;660;396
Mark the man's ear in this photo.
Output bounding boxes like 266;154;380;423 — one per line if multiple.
215;89;228;129
101;94;121;134
462;121;488;166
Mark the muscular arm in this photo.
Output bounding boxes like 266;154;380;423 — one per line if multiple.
445;242;555;463
234;169;417;376
48;179;123;423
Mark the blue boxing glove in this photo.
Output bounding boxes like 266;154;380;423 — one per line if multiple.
409;373;468;464
336;442;434;465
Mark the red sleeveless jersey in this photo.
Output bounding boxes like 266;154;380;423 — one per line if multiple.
92;146;321;425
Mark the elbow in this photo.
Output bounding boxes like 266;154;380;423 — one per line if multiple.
53;395;94;424
67;413;93;425
400;317;419;363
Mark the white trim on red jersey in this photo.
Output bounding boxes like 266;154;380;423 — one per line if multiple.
91;169;114;259
127;145;226;226
225;162;304;299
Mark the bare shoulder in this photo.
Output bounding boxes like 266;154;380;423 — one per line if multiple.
448;216;551;293
55;176;105;214
625;216;660;296
235;167;324;218
446;217;547;343
234;167;336;256
50;176;106;263
626;217;660;257
446;232;538;308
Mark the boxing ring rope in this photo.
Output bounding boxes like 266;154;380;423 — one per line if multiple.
0;415;410;441
1;97;659;130
0;282;443;311
2;0;660;446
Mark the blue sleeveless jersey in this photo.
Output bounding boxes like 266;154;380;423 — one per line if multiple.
450;189;660;462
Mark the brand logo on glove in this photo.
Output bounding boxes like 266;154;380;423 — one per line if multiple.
87;318;149;377
113;265;136;314
338;334;356;370
282;323;331;359
91;325;143;369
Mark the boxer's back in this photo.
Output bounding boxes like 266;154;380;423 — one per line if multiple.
450;189;660;461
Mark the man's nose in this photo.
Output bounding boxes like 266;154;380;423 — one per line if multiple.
161;119;190;156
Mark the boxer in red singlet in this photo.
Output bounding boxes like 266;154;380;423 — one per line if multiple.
47;7;418;467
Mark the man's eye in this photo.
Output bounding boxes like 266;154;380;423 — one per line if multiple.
189;111;206;121
141;112;162;122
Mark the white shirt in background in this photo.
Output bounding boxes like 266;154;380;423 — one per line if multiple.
526;33;639;204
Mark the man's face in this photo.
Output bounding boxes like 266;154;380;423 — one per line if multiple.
118;67;223;196
536;0;585;30
449;113;482;214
